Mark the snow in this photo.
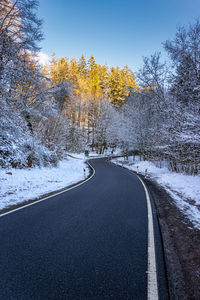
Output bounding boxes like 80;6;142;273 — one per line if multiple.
37;52;50;66
68;148;122;159
0;156;89;211
2;151;199;229
112;157;200;229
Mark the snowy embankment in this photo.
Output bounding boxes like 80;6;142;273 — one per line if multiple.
0;156;89;211
112;157;200;229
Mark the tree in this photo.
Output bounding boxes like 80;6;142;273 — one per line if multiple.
78;54;87;76
0;0;43;99
107;65;137;106
0;1;70;168
164;20;200;105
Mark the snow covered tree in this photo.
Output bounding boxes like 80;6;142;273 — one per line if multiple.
164;20;200;105
0;1;62;168
0;0;43;99
163;20;200;174
93;100;120;153
133;53;169;159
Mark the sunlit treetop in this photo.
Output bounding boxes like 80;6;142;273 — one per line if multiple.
43;54;139;106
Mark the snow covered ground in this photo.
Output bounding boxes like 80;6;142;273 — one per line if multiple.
0;156;89;211
68;148;122;159
112;157;200;230
0;150;120;212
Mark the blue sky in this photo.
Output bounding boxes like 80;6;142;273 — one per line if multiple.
38;0;200;71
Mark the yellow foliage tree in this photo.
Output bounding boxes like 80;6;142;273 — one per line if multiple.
44;54;138;107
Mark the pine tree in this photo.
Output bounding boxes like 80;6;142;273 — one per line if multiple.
78;54;87;76
87;55;101;99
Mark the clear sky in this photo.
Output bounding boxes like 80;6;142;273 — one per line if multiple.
38;0;200;71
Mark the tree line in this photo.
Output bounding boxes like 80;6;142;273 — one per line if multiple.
123;21;200;175
0;0;199;175
43;54;138;107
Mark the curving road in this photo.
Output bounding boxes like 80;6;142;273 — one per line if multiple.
0;158;168;299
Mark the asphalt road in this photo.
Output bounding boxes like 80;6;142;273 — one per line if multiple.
0;158;168;299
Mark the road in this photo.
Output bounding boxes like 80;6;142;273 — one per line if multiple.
0;158;168;299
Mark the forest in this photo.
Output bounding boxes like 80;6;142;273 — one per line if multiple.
0;0;199;175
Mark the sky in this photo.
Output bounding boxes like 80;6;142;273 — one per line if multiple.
37;0;200;71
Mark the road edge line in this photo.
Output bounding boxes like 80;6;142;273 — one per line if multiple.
136;175;158;300
0;160;95;218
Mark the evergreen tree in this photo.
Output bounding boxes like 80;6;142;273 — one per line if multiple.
78;54;87;76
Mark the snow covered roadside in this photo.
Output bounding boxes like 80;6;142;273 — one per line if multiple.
68;148;122;159
112;157;200;230
0;156;89;211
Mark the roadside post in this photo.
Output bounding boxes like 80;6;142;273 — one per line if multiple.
85;150;89;157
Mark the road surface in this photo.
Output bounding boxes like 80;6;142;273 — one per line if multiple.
0;158;168;299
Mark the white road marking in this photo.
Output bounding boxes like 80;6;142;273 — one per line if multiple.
0;161;95;218
136;175;158;300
